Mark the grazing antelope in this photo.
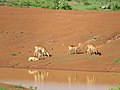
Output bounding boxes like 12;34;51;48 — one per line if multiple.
68;43;81;54
34;49;43;59
34;45;50;57
100;2;110;9
86;44;98;55
28;56;39;61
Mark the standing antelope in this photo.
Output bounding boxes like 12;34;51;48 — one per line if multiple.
86;44;98;55
68;43;81;54
34;45;50;58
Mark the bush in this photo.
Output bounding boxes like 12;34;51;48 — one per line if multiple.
2;0;120;11
0;0;7;3
100;1;120;10
0;0;7;5
6;0;72;10
110;3;120;10
83;1;91;5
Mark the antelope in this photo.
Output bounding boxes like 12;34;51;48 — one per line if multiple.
34;49;42;59
86;44;98;55
28;56;39;61
68;43;81;54
100;2;110;9
34;45;50;57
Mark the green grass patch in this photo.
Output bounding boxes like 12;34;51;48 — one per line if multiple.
12;84;25;89
0;87;9;90
0;82;35;90
113;57;120;65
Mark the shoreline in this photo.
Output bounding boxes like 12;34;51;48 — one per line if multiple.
0;66;120;73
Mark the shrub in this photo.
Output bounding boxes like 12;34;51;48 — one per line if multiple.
83;1;91;5
110;3;120;10
0;0;7;3
2;0;120;10
6;0;72;10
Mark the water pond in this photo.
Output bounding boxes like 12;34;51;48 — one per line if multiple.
0;68;120;90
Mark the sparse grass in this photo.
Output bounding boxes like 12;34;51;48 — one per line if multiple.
29;86;33;90
113;58;120;65
55;54;73;62
12;84;25;89
55;54;100;63
109;84;120;90
9;53;17;56
29;86;37;90
0;82;34;90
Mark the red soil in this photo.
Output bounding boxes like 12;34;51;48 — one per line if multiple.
0;6;120;72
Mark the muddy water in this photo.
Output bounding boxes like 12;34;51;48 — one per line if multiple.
0;68;120;90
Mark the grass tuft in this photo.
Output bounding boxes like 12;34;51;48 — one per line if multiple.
113;58;120;65
12;85;24;89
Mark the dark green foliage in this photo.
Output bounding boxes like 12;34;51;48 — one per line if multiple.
0;0;7;3
1;0;120;10
6;0;72;10
0;0;7;5
83;1;91;5
110;3;120;10
12;85;25;89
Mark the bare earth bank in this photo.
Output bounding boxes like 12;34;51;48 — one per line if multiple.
0;6;120;72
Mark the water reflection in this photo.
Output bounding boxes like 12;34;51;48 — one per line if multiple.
26;69;119;85
0;68;119;90
28;70;49;84
87;75;96;85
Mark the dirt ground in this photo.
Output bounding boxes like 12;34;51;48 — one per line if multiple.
0;6;120;72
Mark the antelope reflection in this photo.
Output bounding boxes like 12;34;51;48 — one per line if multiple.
87;75;96;85
68;75;80;84
28;70;96;85
68;74;96;85
28;70;49;83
